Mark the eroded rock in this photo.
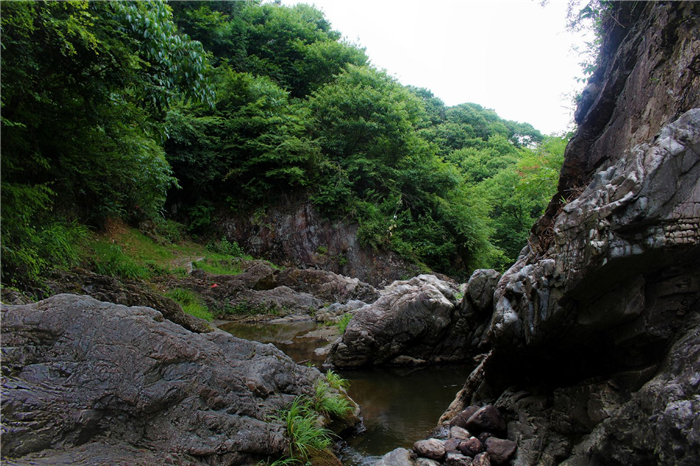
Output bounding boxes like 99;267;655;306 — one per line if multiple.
0;294;330;464
324;275;467;367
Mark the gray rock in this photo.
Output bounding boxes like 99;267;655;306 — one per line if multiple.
228;286;323;316
277;268;379;304
441;3;700;465
315;300;367;323
413;439;446;461
465;269;501;313
0;294;340;464
325;275;467;367
484;437;517;464
375;447;417;466
416;458;441;466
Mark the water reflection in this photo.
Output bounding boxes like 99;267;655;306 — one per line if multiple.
340;366;468;460
219;320;469;464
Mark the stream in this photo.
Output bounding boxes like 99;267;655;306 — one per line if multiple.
219;320;469;465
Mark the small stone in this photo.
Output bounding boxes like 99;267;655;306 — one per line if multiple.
465;405;506;434
458;437;485;457
450;425;471;440
485;437;517;464
477;432;492;444
445;451;473;466
416;458;441;466
375;447;417;466
413;439;446;461
444;438;462;453
472;452;491;466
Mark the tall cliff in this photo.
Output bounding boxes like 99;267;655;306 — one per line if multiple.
442;3;700;465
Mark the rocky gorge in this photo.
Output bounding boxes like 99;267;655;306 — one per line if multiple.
358;2;700;465
2;2;699;466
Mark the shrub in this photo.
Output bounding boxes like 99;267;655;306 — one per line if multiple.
206;237;245;257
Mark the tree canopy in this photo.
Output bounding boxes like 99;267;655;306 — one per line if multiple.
1;0;566;287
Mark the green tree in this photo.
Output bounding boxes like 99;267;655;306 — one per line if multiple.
1;0;211;285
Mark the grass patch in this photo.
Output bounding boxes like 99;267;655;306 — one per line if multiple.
92;244;151;280
325;370;349;391
193;255;245;275
276;397;333;462
165;288;213;321
336;313;353;333
313;380;352;419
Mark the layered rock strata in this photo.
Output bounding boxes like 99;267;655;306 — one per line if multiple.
440;3;700;465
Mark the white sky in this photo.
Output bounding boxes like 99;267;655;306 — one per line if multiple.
281;0;590;135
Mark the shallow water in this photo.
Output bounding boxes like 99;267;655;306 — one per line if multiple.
219;320;468;464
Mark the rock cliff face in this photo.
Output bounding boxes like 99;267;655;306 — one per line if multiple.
441;3;700;465
217;199;422;287
0;294;335;464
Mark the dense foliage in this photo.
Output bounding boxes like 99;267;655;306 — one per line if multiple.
1;0;566;288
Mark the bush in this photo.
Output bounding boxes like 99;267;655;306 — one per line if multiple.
205;237;244;257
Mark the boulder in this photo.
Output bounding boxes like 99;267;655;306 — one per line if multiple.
445;451;473;466
472;452;491;466
0;294;332;464
458;438;485;457
450;426;472;440
227;286;323;316
325;275;468;367
276;268;379;304
315;300;367;323
46;270;211;333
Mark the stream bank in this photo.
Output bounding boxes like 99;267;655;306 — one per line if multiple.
218;319;470;465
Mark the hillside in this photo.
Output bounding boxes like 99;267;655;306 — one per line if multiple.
1;0;565;292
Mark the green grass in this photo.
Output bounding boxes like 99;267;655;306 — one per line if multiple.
276;397;333;462
336;313;353;333
91;243;151;280
165;288;213;321
325;370;350;391
313;380;352;419
192;255;245;275
222;300;281;317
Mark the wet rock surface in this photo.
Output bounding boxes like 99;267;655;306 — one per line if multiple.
0;294;329;464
